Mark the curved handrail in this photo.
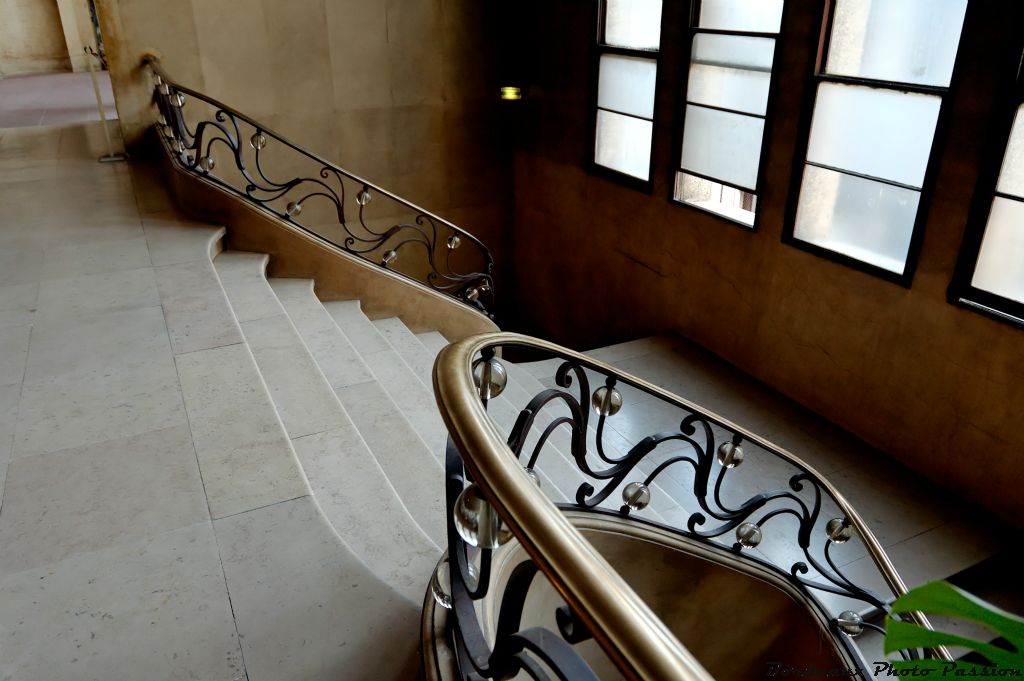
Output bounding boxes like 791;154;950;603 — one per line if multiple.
142;55;495;316
434;332;951;679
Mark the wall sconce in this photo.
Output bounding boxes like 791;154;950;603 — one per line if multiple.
500;86;522;101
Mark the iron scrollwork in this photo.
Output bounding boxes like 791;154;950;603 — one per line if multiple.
146;58;495;316
481;347;935;675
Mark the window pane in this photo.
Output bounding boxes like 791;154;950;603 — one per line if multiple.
596;110;653;180
698;0;784;33
604;0;662;50
971;197;1024;304
597;54;657;119
680;105;764;191
688;35;775;115
825;0;967;87
996;106;1024;199
674;172;756;226
806;83;940;188
794;164;920;274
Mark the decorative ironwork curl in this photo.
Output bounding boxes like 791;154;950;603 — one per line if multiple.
484;345;935;673
146;58;495;316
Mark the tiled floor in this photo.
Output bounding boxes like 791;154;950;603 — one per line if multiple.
0;71;117;129
0;123;422;681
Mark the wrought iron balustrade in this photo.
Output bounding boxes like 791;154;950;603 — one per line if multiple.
144;56;495;316
429;332;951;680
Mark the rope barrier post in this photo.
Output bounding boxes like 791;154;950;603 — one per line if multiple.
86;47;127;163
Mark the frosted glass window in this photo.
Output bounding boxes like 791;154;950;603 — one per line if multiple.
971;198;1024;304
698;0;784;33
596;110;653;180
688;35;775;116
825;0;967;87
691;34;775;72
597;55;658;119
605;0;662;50
674;172;756;226
996;106;1024;199
680;105;764;191
794;165;920;274
806;83;940;188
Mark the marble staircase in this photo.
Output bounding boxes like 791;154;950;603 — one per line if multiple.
0;123;1007;681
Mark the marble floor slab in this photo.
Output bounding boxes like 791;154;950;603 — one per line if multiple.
0;522;243;681
0;425;208;575
175;342;308;519
214;496;421;681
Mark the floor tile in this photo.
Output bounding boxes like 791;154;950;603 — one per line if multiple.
40;235;151;280
214;496;421;681
0;522;244;681
155;260;243;355
0;425;208;575
35;267;159;319
0;324;30;385
22;305;171;383
175;343;308;519
0;282;38;329
14;352;187;459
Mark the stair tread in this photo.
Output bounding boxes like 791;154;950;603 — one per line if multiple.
215;260;443;598
269;279;374;390
416;330;449;356
336;381;447;546
326;301;448;457
373;317;434;386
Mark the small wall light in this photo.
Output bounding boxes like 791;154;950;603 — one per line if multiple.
500;86;522;101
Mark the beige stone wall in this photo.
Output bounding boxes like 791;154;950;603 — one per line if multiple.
1;0;72;76
94;0;512;290
54;0;98;72
510;1;1024;522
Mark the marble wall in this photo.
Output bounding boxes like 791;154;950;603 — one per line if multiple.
508;1;1024;522
1;0;72;76
95;0;513;296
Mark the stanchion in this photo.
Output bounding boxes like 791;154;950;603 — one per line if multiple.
85;47;127;163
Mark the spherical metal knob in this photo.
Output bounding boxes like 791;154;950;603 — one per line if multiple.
717;441;744;468
735;522;762;548
622;482;651;511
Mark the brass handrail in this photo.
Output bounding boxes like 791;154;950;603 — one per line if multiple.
434;332;951;678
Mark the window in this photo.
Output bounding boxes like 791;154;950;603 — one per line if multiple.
785;0;968;282
949;50;1024;325
673;0;785;228
593;0;663;183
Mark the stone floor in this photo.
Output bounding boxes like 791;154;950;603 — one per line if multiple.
0;71;117;129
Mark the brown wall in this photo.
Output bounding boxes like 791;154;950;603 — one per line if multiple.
95;0;514;299
510;0;1024;521
1;0;71;76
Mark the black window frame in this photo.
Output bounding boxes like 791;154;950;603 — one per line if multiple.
781;0;969;287
589;0;665;192
948;44;1024;328
669;0;786;232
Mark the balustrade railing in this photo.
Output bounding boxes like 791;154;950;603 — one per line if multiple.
431;332;950;680
144;56;495;316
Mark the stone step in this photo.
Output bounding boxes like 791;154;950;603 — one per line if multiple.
268;280;446;547
324;300;449;457
214;255;441;601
